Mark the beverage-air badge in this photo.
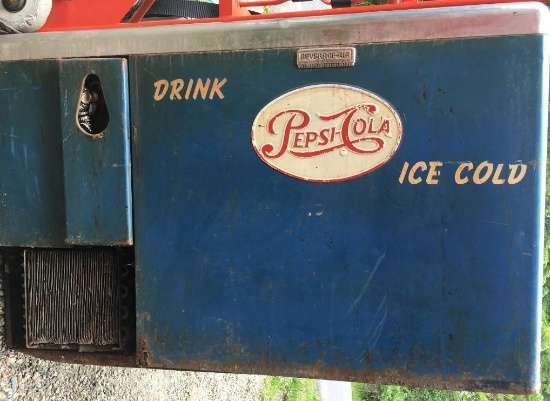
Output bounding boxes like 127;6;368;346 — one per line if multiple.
251;84;403;182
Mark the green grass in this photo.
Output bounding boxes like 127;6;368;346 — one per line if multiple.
541;146;550;401
262;376;321;401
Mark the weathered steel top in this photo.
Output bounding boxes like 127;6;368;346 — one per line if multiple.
0;2;548;61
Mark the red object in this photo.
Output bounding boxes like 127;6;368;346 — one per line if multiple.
220;0;251;18
37;0;543;32
39;0;136;31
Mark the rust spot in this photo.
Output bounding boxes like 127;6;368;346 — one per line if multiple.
361;352;374;364
138;338;151;367
132;124;139;143
140;358;537;394
529;159;537;167
413;89;428;105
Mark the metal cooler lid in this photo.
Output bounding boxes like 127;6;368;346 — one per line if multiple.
0;2;548;61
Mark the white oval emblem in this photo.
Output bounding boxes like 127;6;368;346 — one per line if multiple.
251;84;403;182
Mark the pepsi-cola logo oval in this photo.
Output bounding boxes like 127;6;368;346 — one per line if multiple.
251;84;403;182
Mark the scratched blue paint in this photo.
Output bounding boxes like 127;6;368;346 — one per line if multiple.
0;61;67;246
0;59;133;247
131;33;547;392
59;59;133;245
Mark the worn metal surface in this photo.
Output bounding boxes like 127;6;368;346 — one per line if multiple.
131;21;548;393
24;249;121;350
0;3;547;61
0;60;66;247
0;59;132;247
59;59;133;246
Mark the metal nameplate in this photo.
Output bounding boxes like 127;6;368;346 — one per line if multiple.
297;47;356;69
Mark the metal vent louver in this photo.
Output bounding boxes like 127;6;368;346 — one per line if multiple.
24;249;121;350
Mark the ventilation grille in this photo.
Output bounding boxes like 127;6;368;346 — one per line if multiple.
24;249;121;350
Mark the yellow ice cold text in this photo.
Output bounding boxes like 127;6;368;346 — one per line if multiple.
398;161;528;185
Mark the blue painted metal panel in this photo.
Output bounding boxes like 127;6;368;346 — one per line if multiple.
59;59;133;245
0;61;67;247
132;34;547;391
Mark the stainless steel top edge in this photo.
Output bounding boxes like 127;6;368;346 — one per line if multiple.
0;2;548;61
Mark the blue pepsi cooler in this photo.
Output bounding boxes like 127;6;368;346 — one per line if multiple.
0;2;547;393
